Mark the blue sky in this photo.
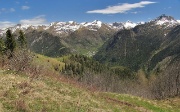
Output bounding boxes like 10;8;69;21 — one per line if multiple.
0;0;180;28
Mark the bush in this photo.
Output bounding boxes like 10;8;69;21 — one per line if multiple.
8;49;33;73
150;61;180;99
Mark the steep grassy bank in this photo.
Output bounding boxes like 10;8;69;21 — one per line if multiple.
0;69;179;112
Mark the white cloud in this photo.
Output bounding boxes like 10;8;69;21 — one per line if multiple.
87;1;156;14
1;8;6;11
131;11;138;14
0;15;48;29
20;15;48;26
0;8;15;13
16;1;20;4
0;8;7;14
164;6;172;10
10;8;15;12
22;6;30;10
168;7;172;9
0;21;15;29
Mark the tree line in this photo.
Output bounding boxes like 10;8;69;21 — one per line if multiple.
0;29;27;57
61;54;179;99
62;54;135;79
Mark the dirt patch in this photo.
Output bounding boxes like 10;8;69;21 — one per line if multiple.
104;97;152;112
105;97;135;107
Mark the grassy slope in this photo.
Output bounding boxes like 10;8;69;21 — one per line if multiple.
0;71;179;112
0;55;179;112
33;54;65;71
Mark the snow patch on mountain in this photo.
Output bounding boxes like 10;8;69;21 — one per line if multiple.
44;20;103;34
0;24;31;36
0;20;104;36
53;21;80;34
81;20;102;31
156;19;178;25
152;14;179;27
124;21;137;29
109;21;138;30
92;20;102;28
9;24;31;32
177;20;180;23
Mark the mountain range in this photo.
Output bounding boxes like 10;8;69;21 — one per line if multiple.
0;19;141;56
1;14;179;35
0;14;180;74
0;20;140;36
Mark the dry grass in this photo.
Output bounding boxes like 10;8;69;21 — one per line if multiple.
0;70;179;112
0;70;120;111
0;54;179;112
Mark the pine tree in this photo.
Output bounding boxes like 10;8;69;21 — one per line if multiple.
0;38;5;54
18;30;26;48
5;29;16;57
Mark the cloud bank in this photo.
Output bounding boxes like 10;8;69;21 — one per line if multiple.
0;15;48;29
0;8;15;13
0;21;15;29
87;1;156;14
20;15;48;26
22;6;30;10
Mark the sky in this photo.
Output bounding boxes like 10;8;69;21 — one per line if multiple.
0;0;180;28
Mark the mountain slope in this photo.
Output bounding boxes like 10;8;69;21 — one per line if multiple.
26;30;71;57
0;20;116;57
94;15;180;71
63;24;115;56
148;25;180;71
94;24;166;70
25;23;115;57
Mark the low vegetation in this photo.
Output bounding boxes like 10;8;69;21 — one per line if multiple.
0;69;179;112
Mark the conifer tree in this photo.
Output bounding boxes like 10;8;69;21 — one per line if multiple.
0;38;5;54
5;29;16;54
18;30;27;48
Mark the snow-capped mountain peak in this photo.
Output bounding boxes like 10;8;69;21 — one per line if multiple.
123;21;137;29
92;20;102;27
81;20;102;31
50;21;80;34
152;14;179;27
43;20;104;34
68;21;75;24
81;20;102;27
4;24;32;33
156;14;175;21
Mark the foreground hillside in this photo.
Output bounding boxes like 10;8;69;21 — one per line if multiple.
0;69;180;112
